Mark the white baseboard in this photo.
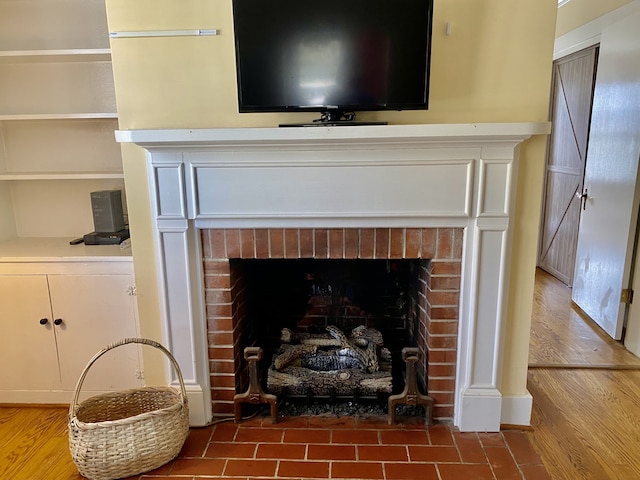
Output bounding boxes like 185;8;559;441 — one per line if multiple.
500;391;533;427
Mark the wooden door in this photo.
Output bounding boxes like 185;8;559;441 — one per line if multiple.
48;274;142;393
538;47;598;285
0;275;60;392
572;12;640;342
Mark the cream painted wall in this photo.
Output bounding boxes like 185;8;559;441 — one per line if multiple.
556;0;633;37
105;0;557;404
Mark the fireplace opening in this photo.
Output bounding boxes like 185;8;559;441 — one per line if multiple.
230;258;428;411
203;227;461;421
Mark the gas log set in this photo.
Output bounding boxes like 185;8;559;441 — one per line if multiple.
232;259;434;425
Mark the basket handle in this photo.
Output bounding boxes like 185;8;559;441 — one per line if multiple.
69;337;187;418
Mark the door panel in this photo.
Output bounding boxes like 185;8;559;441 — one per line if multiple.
539;47;597;285
572;12;640;340
48;274;141;392
0;275;60;391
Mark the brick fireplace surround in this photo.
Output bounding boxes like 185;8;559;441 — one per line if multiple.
117;122;550;432
202;227;462;420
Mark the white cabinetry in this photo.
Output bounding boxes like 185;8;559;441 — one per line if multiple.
0;246;141;403
0;0;125;244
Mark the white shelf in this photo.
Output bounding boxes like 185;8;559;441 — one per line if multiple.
0;49;111;64
0;172;124;181
0;113;118;121
0;237;132;264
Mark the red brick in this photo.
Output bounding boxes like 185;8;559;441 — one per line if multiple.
434;405;454;419
429;306;459;320
428;423;455;445
329;229;344;258
300;228;314;257
357;445;408;461
453;431;487;463
223;459;277;477
209;331;233;345
205;441;256;458
171;458;225;476
375;228;390;258
427;290;459;306
204;289;231;305
234;428;284;443
344;229;359;258
384;462;439;480
503;431;543;465
307;444;356;460
428;364;456;377
209;374;235;388
255;229;269;258
428;378;455;392
209;229;227;258
437;228;454;258
284;229;299;257
359;228;375;258
438;464;494;480
284;429;331;444
331;429;379;445
257;443;306;459
485;446;522;479
427;335;457;349
203;259;231;274
203;274;231;289
430;276;461;291
210;388;235;402
331;461;383;479
240;229;255;258
224;229;240;258
180;426;214;457
390;228;405;258
209;360;235;374
421;229;437;258
208;346;234;360
278;460;329;479
314;229;328;258
269;228;284;258
430;261;461;275
380;430;429;445
427;320;458;335
407;445;460;462
210;422;238;442
405;228;421;258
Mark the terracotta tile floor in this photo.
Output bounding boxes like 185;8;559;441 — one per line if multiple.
127;415;551;480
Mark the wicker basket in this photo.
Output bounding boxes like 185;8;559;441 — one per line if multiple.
68;338;189;480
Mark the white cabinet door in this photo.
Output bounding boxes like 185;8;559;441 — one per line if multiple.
0;275;60;391
48;274;142;392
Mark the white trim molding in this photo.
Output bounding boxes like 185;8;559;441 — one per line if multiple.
117;123;550;430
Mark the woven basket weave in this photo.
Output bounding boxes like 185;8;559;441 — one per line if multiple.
68;338;189;480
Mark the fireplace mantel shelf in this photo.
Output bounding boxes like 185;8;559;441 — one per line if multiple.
116;122;550;148
118;122;550;432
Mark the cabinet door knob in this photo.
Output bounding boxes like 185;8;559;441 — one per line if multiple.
39;318;49;325
53;318;63;326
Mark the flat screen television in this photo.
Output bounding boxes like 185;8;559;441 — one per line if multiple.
232;0;434;125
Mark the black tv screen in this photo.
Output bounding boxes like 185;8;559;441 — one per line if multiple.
232;0;433;120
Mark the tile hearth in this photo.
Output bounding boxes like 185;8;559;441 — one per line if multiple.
126;415;550;480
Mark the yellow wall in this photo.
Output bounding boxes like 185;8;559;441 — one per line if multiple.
105;0;558;404
556;0;633;37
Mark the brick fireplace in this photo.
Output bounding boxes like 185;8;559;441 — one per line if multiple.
202;227;462;420
117;122;550;431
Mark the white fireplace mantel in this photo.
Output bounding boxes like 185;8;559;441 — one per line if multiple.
117;122;550;432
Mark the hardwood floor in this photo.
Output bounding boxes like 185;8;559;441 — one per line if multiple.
526;268;640;479
2;268;640;479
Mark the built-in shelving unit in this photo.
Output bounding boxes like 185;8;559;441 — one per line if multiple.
0;0;126;255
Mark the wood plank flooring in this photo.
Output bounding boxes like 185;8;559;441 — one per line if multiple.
526;268;640;479
529;269;640;367
2;268;640;479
